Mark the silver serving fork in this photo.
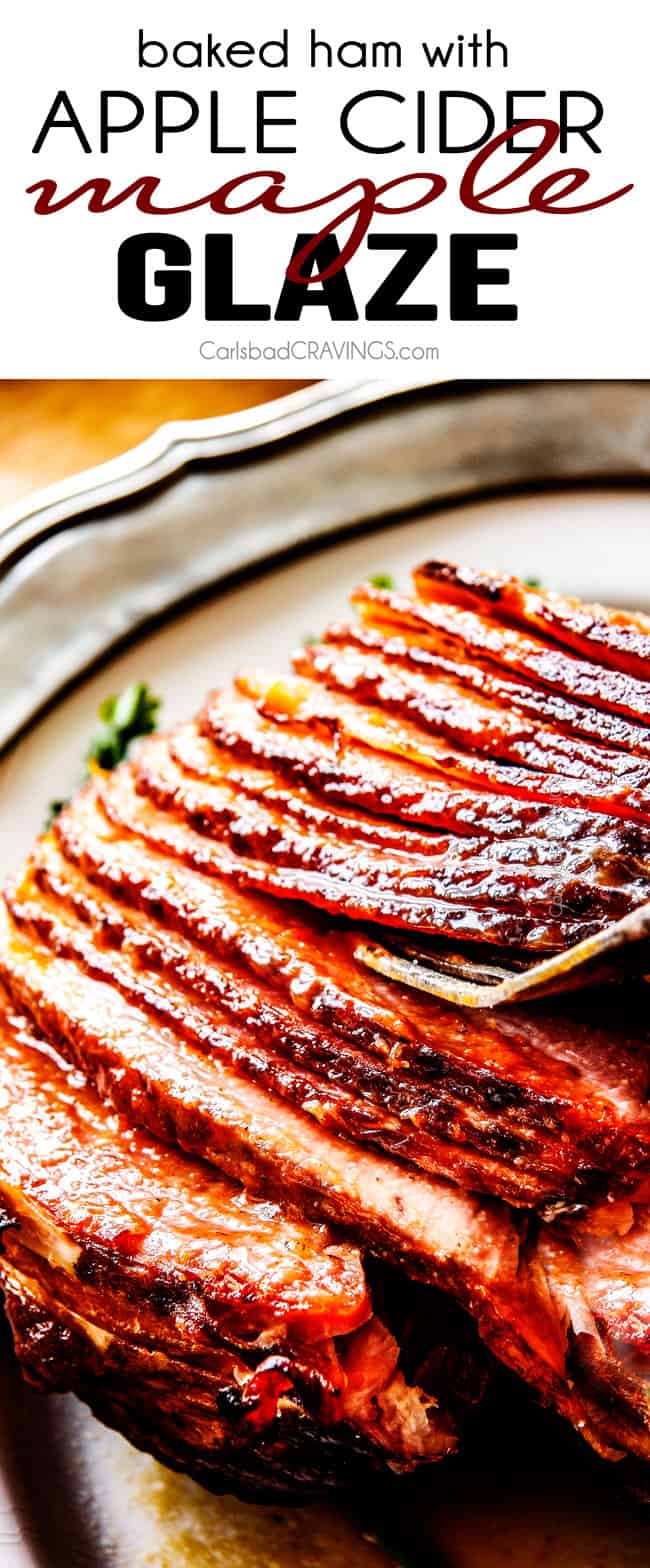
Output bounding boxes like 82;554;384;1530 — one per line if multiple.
355;898;650;1009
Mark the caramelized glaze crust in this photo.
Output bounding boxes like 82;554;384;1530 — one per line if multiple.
3;558;650;1492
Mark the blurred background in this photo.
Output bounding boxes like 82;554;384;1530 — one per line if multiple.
0;380;313;508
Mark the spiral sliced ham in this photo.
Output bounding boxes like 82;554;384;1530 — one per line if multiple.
2;558;650;1496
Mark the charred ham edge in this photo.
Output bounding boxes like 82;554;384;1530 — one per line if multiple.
237;670;650;833
104;755;601;951
1;1271;460;1498
0;995;467;1476
1;1269;322;1501
202;686;643;845
2;1260;459;1476
7;875;574;1209
355;581;650;731
134;732;643;928
414;560;650;684
293;638;650;809
325;617;650;762
40;794;650;1207
1;1255;311;1438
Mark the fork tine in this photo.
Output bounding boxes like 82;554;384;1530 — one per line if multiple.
355;898;650;1009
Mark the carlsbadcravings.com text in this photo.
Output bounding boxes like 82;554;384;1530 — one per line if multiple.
199;339;440;362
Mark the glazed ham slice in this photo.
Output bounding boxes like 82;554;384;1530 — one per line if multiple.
293;641;650;809
0;904;519;1303
413;560;650;684
396;568;650;728
330;613;650;760
243;671;650;829
0;993;369;1352
10;795;650;1214
3;558;650;1494
136;729;642;927
0;990;478;1493
4;893;650;1474
202;684;646;843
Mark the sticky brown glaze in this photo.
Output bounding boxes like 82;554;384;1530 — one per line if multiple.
5;558;650;1485
176;720;650;935
134;735;638;935
8;876;565;1208
7;870;555;1183
359;580;650;730
0;913;590;1435
0;930;645;1466
255;668;641;843
254;669;650;829
172;721;445;857
0;902;523;1315
0;992;488;1484
295;639;650;810
100;743;599;952
204;686;637;847
330;614;650;761
21;840;591;1162
0;988;369;1351
415;560;650;683
163;727;649;914
0;988;490;1486
39;796;650;1210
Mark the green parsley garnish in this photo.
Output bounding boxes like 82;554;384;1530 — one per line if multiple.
45;681;161;829
368;572;395;591
44;798;68;829
523;576;543;589
302;633;319;647
86;683;161;770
